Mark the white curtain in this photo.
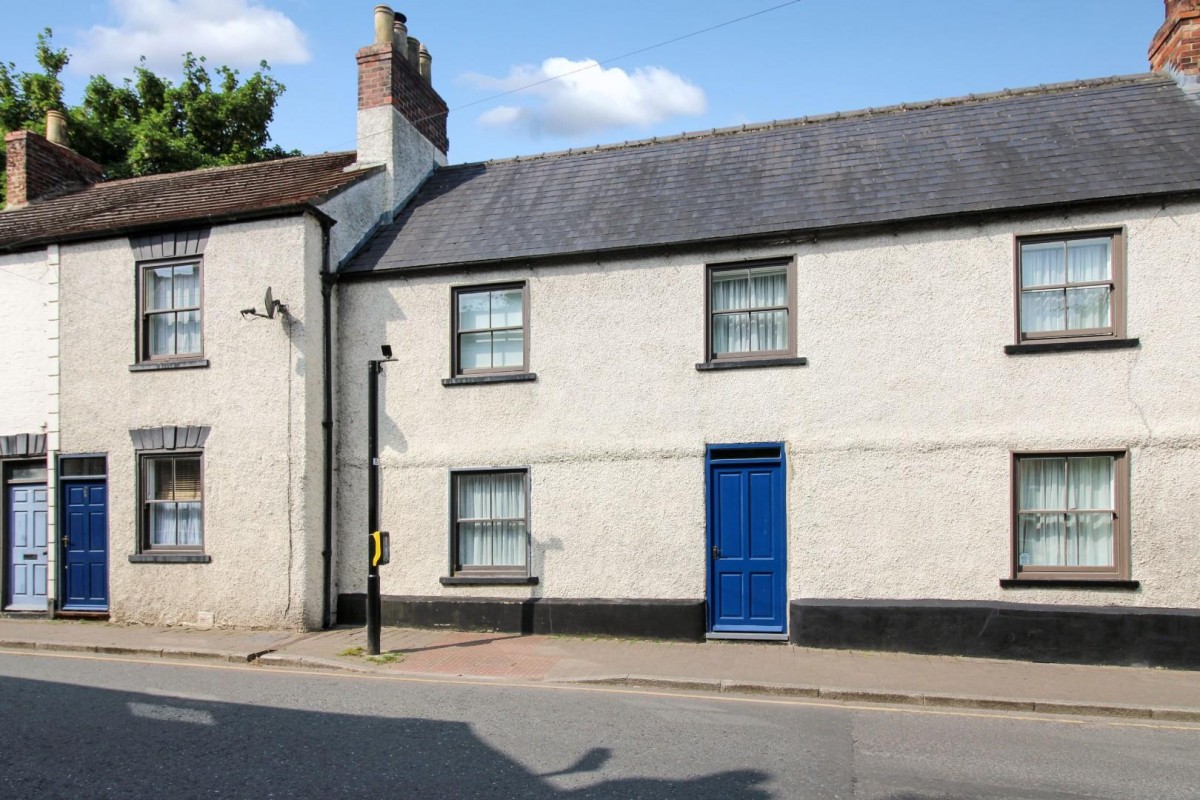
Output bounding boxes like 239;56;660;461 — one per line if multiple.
712;267;787;354
457;473;526;567
1018;456;1113;567
1067;238;1110;282
1021;242;1064;287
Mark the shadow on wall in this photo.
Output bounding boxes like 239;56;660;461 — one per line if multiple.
0;676;770;798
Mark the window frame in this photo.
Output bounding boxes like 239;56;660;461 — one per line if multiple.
448;467;531;579
1012;228;1126;345
137;451;205;553
704;257;797;363
136;256;205;364
450;281;530;378
1009;448;1130;583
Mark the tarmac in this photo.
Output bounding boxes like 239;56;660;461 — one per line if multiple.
2;617;1199;722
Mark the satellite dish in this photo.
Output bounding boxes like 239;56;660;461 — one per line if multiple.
264;286;276;319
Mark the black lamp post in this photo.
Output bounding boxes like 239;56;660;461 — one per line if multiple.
366;344;395;655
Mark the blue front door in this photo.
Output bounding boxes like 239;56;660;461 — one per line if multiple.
62;481;108;610
707;446;787;633
7;484;48;610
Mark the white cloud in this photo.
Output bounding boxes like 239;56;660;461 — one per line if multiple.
466;57;706;137
70;0;310;75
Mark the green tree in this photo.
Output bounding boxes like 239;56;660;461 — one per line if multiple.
1;28;298;204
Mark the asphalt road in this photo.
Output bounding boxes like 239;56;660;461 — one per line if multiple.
0;652;1197;799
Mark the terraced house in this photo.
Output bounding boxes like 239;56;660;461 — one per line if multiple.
2;2;1199;667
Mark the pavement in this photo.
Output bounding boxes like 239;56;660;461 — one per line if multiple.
2;617;1199;722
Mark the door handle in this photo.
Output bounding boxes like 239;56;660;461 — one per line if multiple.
61;535;70;548
711;545;721;560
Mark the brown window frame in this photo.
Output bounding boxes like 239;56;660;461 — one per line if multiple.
1009;449;1130;583
1013;229;1126;345
448;467;531;579
704;257;797;363
136;256;205;364
450;281;530;377
138;451;205;553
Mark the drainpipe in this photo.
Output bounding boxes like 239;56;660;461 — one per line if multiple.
319;219;336;628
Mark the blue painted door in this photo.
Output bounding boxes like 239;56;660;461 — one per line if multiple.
62;481;108;610
7;484;48;610
708;453;786;633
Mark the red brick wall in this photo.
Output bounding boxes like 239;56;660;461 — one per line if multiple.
357;42;449;155
1150;0;1200;74
5;130;103;209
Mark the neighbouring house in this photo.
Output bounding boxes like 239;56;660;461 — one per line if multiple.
2;2;1200;667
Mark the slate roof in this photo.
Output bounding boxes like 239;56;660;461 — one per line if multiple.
0;151;378;252
347;73;1200;274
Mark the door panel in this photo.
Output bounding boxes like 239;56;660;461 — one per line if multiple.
62;481;108;610
7;484;48;610
708;455;786;633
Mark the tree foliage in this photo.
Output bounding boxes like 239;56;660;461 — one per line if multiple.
1;28;298;204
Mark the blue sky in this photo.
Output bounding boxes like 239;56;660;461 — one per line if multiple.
0;1;1169;166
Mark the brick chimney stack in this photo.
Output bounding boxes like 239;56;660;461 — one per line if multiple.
4;111;104;210
1150;0;1200;76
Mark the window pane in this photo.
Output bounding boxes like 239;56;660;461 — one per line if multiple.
1018;512;1066;566
147;267;175;311
457;472;493;520
1066;286;1110;330
750;310;788;351
459;332;492;370
173;264;200;307
490;289;523;328
174;458;202;501
749;267;787;308
149;459;174;501
1020;289;1065;334
711;271;749;312
175;310;202;355
61;458;105;477
457;291;491;332
1018;457;1065;511
713;313;750;355
11;465;47;481
1021;242;1064;287
149;313;176;356
492;330;523;369
1068;457;1113;510
177;502;203;546
150;503;177;545
1067;238;1111;283
457;521;527;567
1066;512;1114;567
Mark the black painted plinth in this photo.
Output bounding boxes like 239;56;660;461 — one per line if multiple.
337;594;705;641
790;598;1200;669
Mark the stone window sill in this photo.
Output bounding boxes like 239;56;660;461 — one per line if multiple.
696;356;808;371
1004;338;1139;355
129;553;212;564
442;372;537;387
440;575;539;586
129;358;210;372
999;579;1139;589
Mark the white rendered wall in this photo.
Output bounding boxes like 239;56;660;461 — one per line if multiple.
337;200;1200;611
0;250;55;438
58;216;326;629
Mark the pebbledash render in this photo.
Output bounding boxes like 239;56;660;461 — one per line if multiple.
2;3;1200;667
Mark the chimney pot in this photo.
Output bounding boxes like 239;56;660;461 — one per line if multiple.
373;5;395;46
45;110;68;146
407;37;421;71
393;15;409;58
418;44;432;83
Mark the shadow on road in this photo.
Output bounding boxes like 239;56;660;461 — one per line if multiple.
0;675;770;798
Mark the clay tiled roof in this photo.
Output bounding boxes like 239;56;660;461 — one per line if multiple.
0;151;378;252
347;73;1200;274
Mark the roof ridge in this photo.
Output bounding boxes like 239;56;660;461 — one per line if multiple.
456;72;1165;169
78;150;358;190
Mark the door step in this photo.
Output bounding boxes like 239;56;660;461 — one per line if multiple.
706;632;789;642
56;610;110;620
